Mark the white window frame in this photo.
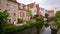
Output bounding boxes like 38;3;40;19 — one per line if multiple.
20;12;24;17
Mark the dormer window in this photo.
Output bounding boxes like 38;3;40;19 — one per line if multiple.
0;0;1;4
20;4;23;9
25;6;29;9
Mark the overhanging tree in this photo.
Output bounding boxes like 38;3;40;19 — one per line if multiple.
0;10;9;34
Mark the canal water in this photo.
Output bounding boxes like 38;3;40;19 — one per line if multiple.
40;26;51;34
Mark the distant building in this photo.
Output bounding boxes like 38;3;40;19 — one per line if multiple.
45;10;55;17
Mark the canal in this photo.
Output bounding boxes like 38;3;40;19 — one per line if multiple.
40;25;51;34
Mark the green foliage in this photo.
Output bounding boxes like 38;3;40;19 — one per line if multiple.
4;17;44;34
55;11;60;18
55;11;60;28
33;15;37;19
45;13;49;23
0;10;9;34
45;13;49;18
4;21;43;34
17;18;24;24
26;9;32;16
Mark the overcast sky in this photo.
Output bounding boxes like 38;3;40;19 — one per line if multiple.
16;0;60;10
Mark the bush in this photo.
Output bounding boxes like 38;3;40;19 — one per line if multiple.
17;18;24;24
4;21;44;34
55;11;60;28
0;10;9;34
56;18;60;27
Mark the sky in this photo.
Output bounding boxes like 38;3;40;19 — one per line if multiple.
16;0;60;10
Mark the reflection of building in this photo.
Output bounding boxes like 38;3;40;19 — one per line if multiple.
0;0;19;24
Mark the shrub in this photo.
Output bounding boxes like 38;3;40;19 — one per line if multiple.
55;11;60;28
0;10;9;34
4;21;44;34
55;19;60;28
17;18;24;24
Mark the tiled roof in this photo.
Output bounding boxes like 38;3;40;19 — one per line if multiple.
36;4;40;12
18;2;35;11
26;2;35;8
8;0;19;4
47;10;54;13
18;3;26;11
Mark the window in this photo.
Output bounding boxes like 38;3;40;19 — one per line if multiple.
20;4;23;9
14;13;16;16
7;10;10;16
14;5;16;8
14;4;16;8
0;2;1;4
0;0;1;1
0;0;1;4
25;6;29;9
0;9;1;10
7;2;10;6
8;19;11;22
20;12;24;17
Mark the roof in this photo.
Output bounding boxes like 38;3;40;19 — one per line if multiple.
26;2;35;8
40;8;44;11
36;4;40;12
18;2;35;11
47;10;54;13
18;3;26;11
8;0;19;4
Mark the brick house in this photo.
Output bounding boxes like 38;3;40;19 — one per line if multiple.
0;0;19;24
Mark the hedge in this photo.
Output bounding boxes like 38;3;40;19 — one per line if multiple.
4;21;44;34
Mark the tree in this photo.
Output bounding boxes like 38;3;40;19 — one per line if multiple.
45;13;49;18
0;10;9;34
55;11;60;28
26;9;32;19
26;9;32;16
45;13;49;22
55;11;60;18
